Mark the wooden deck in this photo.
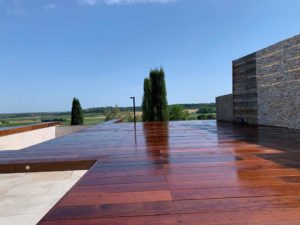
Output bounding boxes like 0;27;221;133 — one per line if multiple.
1;120;300;224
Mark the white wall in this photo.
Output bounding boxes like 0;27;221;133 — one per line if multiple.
0;126;56;150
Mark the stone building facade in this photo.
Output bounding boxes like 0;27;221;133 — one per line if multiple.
232;35;300;129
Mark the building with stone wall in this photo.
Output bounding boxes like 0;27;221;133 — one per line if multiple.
217;35;300;129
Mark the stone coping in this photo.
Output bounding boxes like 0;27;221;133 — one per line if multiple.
0;122;60;137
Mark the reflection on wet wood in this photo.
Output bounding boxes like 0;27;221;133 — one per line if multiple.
1;120;300;224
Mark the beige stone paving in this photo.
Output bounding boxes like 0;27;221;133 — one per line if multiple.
0;170;87;225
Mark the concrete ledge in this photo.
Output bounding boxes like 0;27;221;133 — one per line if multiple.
0;122;59;137
0;122;59;150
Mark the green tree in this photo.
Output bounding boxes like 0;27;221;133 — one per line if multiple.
142;78;152;122
71;98;84;125
1;120;10;126
197;105;216;114
104;105;120;121
150;68;168;121
169;105;189;121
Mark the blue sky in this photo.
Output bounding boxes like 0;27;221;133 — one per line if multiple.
0;0;300;113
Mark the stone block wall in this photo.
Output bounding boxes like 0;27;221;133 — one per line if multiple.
232;34;300;129
256;35;300;129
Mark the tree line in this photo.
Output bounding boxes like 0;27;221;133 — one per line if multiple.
0;67;216;126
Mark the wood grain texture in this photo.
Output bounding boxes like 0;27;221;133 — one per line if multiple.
0;120;300;224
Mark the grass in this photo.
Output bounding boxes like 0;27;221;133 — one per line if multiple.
59;116;105;126
0;113;105;128
0;111;216;128
0;103;217;128
187;111;216;120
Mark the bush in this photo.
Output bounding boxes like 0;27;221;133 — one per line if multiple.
197;113;216;120
41;118;67;123
104;105;120;121
197;105;216;114
122;112;142;123
169;105;189;121
197;114;206;120
206;113;216;120
1;120;9;125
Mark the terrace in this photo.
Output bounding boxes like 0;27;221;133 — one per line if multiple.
0;120;300;224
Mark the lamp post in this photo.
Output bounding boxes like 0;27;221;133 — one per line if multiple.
130;96;136;125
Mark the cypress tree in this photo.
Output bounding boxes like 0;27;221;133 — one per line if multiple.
71;98;84;125
142;78;153;122
150;68;168;121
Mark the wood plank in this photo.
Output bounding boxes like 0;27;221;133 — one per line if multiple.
0;120;299;225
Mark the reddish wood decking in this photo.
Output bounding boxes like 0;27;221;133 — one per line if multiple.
1;121;300;224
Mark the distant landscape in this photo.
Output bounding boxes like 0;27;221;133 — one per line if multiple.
0;103;216;127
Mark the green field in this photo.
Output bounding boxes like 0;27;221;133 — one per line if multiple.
0;113;105;127
0;103;216;128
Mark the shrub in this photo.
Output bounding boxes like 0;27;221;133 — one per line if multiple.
197;113;216;120
41;118;66;122
169;105;189;121
1;120;9;125
104;105;120;121
206;113;216;120
197;105;216;114
197;114;206;120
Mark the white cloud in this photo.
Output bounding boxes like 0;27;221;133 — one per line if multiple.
0;0;176;15
4;0;26;15
80;0;98;5
79;0;177;6
42;3;58;10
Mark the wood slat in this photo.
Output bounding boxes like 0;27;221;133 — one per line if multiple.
0;120;300;224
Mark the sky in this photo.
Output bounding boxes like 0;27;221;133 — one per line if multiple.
0;0;300;113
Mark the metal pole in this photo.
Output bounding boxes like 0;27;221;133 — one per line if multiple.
130;97;136;125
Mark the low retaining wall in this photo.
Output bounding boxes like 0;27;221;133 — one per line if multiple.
216;94;234;122
0;122;59;150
